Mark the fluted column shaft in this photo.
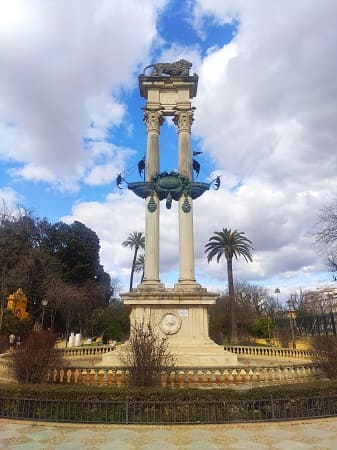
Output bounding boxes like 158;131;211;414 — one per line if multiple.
143;109;163;284
173;109;196;283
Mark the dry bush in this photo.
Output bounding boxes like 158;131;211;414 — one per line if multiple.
0;335;8;353
119;320;175;387
311;334;337;379
7;330;64;384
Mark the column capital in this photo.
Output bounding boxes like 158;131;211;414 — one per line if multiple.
143;108;164;133
173;108;195;133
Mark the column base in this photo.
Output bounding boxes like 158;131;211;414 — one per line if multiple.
137;280;166;292
174;280;202;292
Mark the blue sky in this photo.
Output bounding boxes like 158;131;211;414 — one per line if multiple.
1;0;337;299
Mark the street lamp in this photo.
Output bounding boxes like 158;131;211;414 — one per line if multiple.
41;299;48;329
328;293;336;336
286;299;296;349
274;288;280;302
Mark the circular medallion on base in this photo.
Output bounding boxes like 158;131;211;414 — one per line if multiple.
160;312;182;335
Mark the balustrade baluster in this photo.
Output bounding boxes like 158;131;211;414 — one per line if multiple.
81;369;88;385
89;369;95;385
107;369;113;386
161;370;167;388
188;370;194;387
116;371;122;387
239;369;246;384
97;369;104;386
59;369;65;383
178;370;185;388
170;370;176;388
66;369;72;383
197;370;203;386
74;369;80;383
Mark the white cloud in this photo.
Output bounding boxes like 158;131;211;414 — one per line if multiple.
83;142;135;186
0;0;167;189
85;94;125;140
193;0;337;185
0;186;21;209
62;190;146;291
186;0;337;292
1;0;335;296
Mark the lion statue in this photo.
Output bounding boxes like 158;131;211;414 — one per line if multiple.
142;59;192;77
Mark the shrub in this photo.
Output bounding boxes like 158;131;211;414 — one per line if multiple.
250;317;272;338
2;380;337;402
7;330;64;384
1;310;33;340
103;323;124;342
311;334;337;379
119;320;175;387
278;332;291;348
0;335;8;353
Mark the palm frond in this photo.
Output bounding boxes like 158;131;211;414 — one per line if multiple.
122;231;145;250
205;228;253;263
134;254;144;273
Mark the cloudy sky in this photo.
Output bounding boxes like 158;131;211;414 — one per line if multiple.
1;0;336;299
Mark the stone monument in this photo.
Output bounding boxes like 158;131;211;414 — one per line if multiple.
118;60;237;367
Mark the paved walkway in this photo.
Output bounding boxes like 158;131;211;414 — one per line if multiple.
1;417;337;449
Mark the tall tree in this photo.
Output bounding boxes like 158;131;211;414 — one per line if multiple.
205;228;253;343
134;253;145;283
122;232;145;292
43;221;101;285
315;197;337;277
0;209;54;331
0;205;112;335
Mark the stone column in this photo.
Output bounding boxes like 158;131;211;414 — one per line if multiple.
142;108;163;287
173;108;197;287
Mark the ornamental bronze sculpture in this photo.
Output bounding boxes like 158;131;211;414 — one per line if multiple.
119;171;220;212
142;59;193;77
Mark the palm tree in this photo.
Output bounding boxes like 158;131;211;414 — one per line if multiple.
122;232;145;292
205;228;253;343
134;254;145;283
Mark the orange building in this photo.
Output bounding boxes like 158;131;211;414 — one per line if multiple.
7;289;29;320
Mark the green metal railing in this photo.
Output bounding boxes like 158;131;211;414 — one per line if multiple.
1;394;337;424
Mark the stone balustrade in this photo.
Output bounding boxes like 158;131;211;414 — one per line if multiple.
63;345;316;360
224;345;316;360
47;364;322;388
63;345;114;357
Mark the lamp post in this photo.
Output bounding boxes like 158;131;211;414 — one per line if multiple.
272;288;280;344
286;299;296;349
41;299;48;329
328;293;336;336
274;288;280;302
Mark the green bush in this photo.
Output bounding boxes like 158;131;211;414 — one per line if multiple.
1;310;33;341
250;317;272;338
2;380;337;402
103;323;124;342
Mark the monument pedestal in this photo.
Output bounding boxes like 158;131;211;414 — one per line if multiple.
100;63;238;369
118;285;238;368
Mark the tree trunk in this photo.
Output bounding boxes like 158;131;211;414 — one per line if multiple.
129;247;138;292
226;257;238;343
0;304;3;333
